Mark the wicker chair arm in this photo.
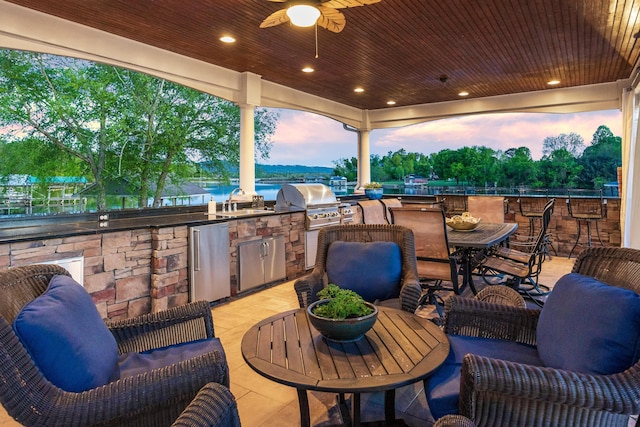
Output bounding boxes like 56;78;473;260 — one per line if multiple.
106;300;215;354
293;272;325;308
444;296;540;345
171;382;241;427
459;354;640;424
398;277;422;313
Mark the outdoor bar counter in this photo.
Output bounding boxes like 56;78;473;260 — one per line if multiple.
0;195;621;322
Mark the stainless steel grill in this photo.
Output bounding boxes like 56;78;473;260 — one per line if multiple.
276;183;347;269
275;183;343;230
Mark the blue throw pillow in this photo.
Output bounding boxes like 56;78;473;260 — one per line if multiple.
325;241;402;303
13;274;119;392
537;273;640;375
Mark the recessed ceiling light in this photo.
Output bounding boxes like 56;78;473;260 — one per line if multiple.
302;67;314;73
354;87;364;93
548;80;560;85
458;91;469;97
220;36;236;43
387;100;396;105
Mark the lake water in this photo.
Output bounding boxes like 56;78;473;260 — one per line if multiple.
203;183;353;203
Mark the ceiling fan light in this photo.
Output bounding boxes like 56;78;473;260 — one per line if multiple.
287;5;321;27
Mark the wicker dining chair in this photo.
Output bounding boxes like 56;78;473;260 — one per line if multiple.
426;246;640;426
294;224;422;313
0;264;230;427
473;286;525;308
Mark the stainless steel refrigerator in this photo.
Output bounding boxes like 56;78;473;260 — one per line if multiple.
188;223;231;302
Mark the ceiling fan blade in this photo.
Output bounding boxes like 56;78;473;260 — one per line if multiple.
320;0;381;9
317;7;346;33
260;9;290;28
267;0;287;2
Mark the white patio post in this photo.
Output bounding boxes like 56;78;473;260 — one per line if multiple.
357;111;372;191
238;104;256;199
357;130;371;191
237;72;261;200
621;87;640;248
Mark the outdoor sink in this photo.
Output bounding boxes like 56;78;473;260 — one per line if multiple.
216;208;273;218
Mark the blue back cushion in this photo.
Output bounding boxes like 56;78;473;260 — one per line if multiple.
537;273;640;375
13;274;119;392
326;241;402;302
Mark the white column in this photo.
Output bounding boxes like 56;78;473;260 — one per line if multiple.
357;130;371;190
621;88;640;248
238;103;256;199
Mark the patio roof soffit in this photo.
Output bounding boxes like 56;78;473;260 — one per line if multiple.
0;1;629;132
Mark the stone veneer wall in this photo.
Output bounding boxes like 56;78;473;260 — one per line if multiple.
0;211;307;320
506;197;621;256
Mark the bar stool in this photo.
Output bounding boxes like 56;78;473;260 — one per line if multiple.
567;189;607;258
518;189;557;257
517;189;548;236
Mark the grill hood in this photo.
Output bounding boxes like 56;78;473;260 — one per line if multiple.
275;183;338;211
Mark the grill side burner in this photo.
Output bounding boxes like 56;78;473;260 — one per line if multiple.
339;203;354;224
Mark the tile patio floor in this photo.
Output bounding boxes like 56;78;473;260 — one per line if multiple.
0;256;576;426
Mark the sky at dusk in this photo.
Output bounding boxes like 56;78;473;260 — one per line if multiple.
262;108;623;168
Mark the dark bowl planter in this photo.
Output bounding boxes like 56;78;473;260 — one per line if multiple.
307;300;378;342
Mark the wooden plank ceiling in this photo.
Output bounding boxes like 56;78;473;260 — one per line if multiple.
5;0;640;110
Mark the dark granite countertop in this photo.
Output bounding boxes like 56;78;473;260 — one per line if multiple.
0;195;437;244
0;206;302;244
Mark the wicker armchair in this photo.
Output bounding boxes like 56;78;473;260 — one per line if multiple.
426;247;640;426
294;224;422;313
0;264;230;427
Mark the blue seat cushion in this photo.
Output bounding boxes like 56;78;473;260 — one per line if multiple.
113;337;225;380
426;334;541;419
13;274;119;392
537;273;640;375
325;241;402;303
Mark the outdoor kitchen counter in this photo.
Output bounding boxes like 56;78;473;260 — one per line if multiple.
0;207;292;244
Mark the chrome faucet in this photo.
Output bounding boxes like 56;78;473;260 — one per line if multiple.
227;188;245;212
230;187;245;199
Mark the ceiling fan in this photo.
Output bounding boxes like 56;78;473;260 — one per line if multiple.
260;0;382;33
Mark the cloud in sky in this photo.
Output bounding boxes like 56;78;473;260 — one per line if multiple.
264;108;622;167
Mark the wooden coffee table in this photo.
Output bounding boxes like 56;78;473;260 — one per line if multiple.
241;306;449;426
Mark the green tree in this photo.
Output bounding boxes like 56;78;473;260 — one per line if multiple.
333;157;358;182
501;147;537;187
542;132;584;157
538;148;582;188
577;125;621;188
0;50;278;209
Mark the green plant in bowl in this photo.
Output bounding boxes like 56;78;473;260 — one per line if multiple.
313;284;374;319
308;284;378;342
363;182;382;189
